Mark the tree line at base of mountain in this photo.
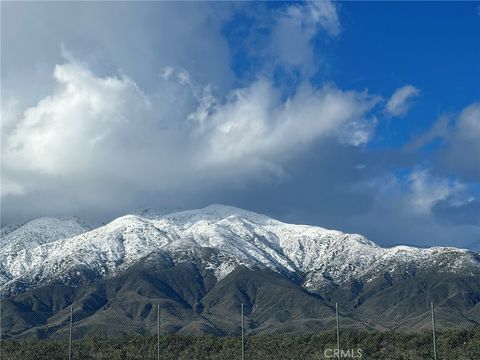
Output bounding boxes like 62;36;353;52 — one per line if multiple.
2;329;479;360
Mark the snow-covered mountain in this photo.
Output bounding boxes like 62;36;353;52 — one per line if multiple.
1;205;479;295
0;217;90;287
0;217;90;248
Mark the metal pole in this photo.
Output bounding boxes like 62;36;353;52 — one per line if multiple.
68;305;73;360
241;303;244;360
336;302;340;355
431;302;437;360
157;304;160;360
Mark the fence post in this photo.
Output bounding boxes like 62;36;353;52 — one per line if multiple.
241;303;244;360
431;301;437;360
336;302;340;355
157;304;160;360
68;305;73;360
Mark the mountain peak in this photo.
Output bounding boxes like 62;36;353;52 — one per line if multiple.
161;204;273;225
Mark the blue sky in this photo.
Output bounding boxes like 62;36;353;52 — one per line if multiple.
334;2;480;148
1;1;479;250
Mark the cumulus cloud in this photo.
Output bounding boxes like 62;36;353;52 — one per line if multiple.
385;85;420;117
195;80;378;171
4;61;151;176
1;58;378;217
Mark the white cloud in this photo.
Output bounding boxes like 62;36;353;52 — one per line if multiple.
193;80;378;173
2;59;378;209
3;61;151;176
385;85;420;117
269;1;340;75
307;1;341;36
407;169;462;215
366;168;467;217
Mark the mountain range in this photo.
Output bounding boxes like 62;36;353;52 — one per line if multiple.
1;205;479;338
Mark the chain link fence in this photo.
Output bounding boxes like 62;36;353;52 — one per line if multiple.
0;300;479;359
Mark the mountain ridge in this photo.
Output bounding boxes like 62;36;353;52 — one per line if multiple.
1;205;478;296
